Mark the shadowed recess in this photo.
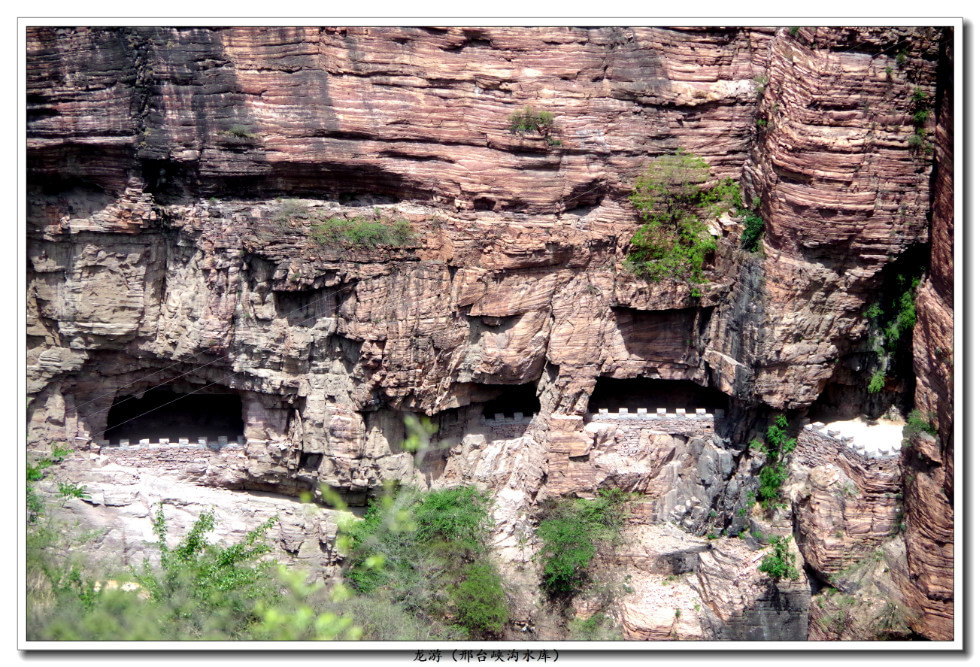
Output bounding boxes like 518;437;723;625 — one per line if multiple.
104;387;245;444
480;382;540;419
587;378;727;413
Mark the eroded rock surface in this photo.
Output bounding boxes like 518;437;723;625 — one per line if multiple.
26;25;954;641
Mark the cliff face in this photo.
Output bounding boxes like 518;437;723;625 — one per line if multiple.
26;25;953;641
902;27;955;641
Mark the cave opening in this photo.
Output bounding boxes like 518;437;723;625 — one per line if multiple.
480;382;541;420
587;377;728;413
104;387;245;445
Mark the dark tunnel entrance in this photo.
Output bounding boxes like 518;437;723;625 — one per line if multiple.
587;378;728;413
481;383;541;420
104;387;245;445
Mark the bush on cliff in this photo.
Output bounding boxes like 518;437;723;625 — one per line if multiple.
751;414;796;511
758;536;798;582
340;486;509;639
626;149;740;288
536;488;628;598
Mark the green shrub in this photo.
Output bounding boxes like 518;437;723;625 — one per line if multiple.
788;27;800;36
741;213;765;252
626;150;738;285
509;106;555;136
28;506;293;640
414;485;489;551
753;415;796;511
903;410;937;444
58;482;89;500
310;217;414;248
868;369;887;393
537;489;628;598
450;562;509;637
130;505;280;637
758;536;798;581
340;486;509;639
864;273;921;393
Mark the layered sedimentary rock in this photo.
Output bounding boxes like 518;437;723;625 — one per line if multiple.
26;26;953;641
902;27;955;641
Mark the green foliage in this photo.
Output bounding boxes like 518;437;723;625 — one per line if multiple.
340;486;509;639
251;568;362;640
626;150;738;285
450;562;509;637
788;27;800;36
536;489;628;598
26;445;73;522
509;106;555;137
310;217;414;248
895;51;908;68
753;414;796;511
867;369;887;394
753;75;769;96
414;485;489;551
864;303;883;319
567;612;622;640
740;213;765;252
129;505;280;638
908;87;931;153
58;482;89;500
865;274;921;393
27;507;294;640
902;410;938;448
758;536;798;581
224;124;258;140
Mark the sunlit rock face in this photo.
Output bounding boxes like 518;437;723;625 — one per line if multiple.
26;25;952;641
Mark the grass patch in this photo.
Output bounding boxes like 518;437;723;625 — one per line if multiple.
310;217;414;249
509;106;555;137
221;124;259;142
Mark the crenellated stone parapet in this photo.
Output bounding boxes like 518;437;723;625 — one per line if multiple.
801;423;901;461
585;407;721;437
95;435;248;451
480;412;533;439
